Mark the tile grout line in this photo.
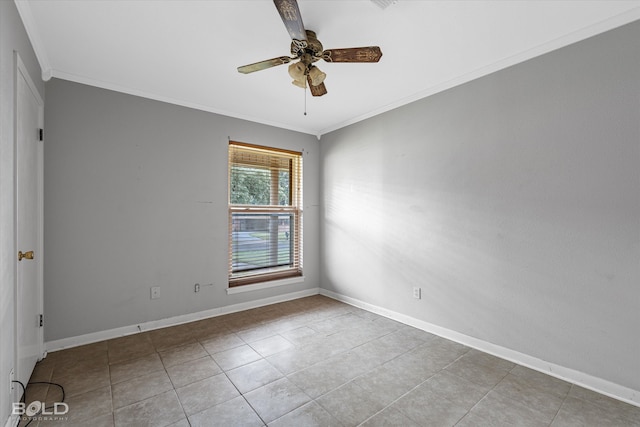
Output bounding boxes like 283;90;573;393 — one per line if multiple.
353;347;473;427
223;366;269;427
38;296;638;426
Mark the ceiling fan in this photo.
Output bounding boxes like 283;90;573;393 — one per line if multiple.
237;0;383;97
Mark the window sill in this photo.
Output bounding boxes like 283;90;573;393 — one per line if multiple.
226;276;305;295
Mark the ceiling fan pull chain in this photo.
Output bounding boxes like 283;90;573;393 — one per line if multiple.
304;85;307;116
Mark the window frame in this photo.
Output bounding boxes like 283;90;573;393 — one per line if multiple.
228;141;303;287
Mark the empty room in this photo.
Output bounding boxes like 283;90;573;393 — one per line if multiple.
1;1;639;426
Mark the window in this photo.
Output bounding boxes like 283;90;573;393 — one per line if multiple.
228;141;303;287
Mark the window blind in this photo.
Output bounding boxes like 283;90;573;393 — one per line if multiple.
228;141;303;287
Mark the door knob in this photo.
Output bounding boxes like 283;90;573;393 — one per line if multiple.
18;251;34;261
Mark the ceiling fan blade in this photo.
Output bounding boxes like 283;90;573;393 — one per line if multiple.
322;47;383;63
273;0;307;43
307;75;327;97
237;56;293;74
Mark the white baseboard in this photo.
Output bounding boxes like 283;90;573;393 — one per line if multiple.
44;285;639;407
46;287;320;352
319;288;640;408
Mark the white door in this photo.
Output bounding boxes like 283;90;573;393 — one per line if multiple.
15;54;44;389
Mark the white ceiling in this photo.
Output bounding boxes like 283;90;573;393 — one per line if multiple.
16;0;640;137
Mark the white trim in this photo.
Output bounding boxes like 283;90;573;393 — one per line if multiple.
15;53;45;362
46;287;319;353
316;8;640;136
15;54;43;106
226;276;305;295
13;53;46;411
48;69;316;137
13;1;53;81
13;4;640;137
23;7;639;137
319;289;640;408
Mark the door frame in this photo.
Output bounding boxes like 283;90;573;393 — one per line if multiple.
14;51;45;385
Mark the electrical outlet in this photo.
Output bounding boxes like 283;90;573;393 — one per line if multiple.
413;287;421;299
9;368;14;393
194;283;200;293
150;286;160;299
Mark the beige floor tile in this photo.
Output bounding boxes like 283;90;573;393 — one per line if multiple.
189;396;264;427
359;407;420;427
551;395;640;427
268;401;342;427
51;352;109;378
378;326;432;351
60;385;112;425
444;351;512;388
418;370;492;410
175;373;239;416
265;346;326;375
165;356;222;388
381;346;440;383
278;326;321;347
412;337;469;369
159;342;208;368
390;385;469;426
455;411;502;427
316;381;385;426
44;381;65;403
39;412;114;427
112;370;173;409
113;389;185;427
509;365;571;398
109;352;164;384
308;313;364;335
23;382;50;404
223;312;263;331
243;378;310;424
466;390;549;426
211;344;261;371
107;334;156;365
236;324;280;344
353;363;423;406
150;325;197;351
21;296;637;427
52;365;111;398
287;356;356;399
190;320;230;342
200;333;245;355
351;337;408;367
568;384;640;422
249;335;294;357
51;341;109;370
493;372;566;421
166;419;190;427
226;359;283;394
29;359;54;383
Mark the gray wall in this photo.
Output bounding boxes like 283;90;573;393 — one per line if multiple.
0;0;44;424
320;21;640;391
44;80;319;341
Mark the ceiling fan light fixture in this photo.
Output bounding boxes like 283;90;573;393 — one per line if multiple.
288;62;307;87
308;66;326;87
237;0;382;97
292;78;307;88
371;0;397;10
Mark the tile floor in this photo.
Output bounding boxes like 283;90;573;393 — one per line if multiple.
20;295;640;427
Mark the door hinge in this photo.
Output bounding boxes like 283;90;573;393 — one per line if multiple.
38;128;43;141
39;314;43;327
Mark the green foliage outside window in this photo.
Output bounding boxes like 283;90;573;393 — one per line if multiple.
231;166;290;205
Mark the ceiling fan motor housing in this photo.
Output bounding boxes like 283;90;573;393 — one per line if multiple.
237;0;381;97
291;30;323;66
